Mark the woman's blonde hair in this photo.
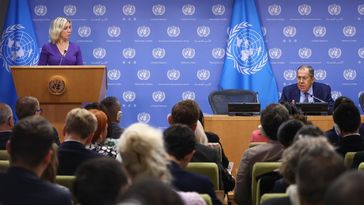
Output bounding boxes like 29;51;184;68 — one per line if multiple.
49;17;71;43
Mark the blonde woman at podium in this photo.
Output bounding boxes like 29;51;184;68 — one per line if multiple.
38;17;83;65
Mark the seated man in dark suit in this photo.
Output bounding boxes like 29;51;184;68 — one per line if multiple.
279;65;334;112
164;124;222;205
0;116;72;205
101;96;124;139
58;108;101;175
0;103;14;150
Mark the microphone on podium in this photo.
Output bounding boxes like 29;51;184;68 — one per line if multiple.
307;93;326;103
59;50;67;65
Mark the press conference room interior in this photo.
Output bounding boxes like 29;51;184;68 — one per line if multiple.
1;1;364;205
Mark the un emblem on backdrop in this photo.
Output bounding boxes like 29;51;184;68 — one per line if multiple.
328;48;342;59
167;26;180;37
182;48;195;59
343;69;357;80
122;4;136;16
137;69;151;80
331;91;342;100
269;48;282;59
64;5;77;16
122;91;136;102
107;69;121;81
226;22;268;75
182;91;196;100
358;48;364;58
0;24;39;72
314;69;327;80
358;4;364;15
212;4;225;16
328;4;341;15
137;26;151;38
167;69;180;80
268;4;281;16
283;26;297;37
283;69;296;81
197;69;210;81
122;48;136;59
152;4;165;16
152;91;166;102
197;26;210;37
108;26;121;38
298;4;311;16
343;26;356;37
137;112;151;124
93;4;106;16
93;48;106;59
211;48;225;59
298;48;312;59
313;26;326;37
78;26;91;38
182;4;195;16
34;5;47;16
152;48;166;59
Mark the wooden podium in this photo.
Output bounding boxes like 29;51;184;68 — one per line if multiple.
11;66;107;141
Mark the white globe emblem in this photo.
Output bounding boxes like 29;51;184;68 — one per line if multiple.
283;26;297;37
269;48;282;59
167;69;180;80
331;91;342;100
358;91;364;99
122;91;136;102
211;48;225;59
343;69;357;80
152;91;166;102
137;112;151;124
107;26;121;38
182;4;195;16
314;69;327;80
0;24;39;72
63;5;77;16
34;5;47;16
122;4;136;16
152;4;166;16
358;48;364;59
343;26;356;37
78;26;91;38
298;48;312;59
283;69;296;81
226;22;268;75
197;69;210;81
167;26;180;37
93;48;106;59
152;48;166;59
328;4;341;16
298;4;311;16
93;4;106;16
261;26;267;36
358;4;364;15
328;48;342;59
137;69;151;80
313;26;326;37
182;91;196;100
122;48;136;59
182;48;196;59
197;26;211;37
268;4;282;16
107;69;121;81
212;4;225;16
137;26;151;38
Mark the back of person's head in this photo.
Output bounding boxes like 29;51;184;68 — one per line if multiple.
170;100;200;129
333;96;354;111
100;96;122;122
10;116;54;167
15;96;40;119
0;103;13;128
88;109;108;144
260;103;290;140
294;125;324;141
333;103;361;134
280;101;301;116
296;148;345;205
325;171;364;205
64;108;97;139
84;102;113;139
74;158;129;205
163;124;196;160
118;123;170;183
277;119;304;148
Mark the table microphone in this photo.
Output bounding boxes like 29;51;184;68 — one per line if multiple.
308;93;326;103
59;50;67;65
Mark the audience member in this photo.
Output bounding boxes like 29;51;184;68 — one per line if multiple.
194;120;209;145
74;158;130;205
0;103;14;149
84;102;113;141
294;125;324;141
100;96;124;139
277;119;305;148
57;108;101;175
0;116;72;205
235;103;289;205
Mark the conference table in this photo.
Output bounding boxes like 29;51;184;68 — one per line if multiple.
204;115;364;176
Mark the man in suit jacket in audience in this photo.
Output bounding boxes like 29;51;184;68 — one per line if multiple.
0;103;14;150
0;116;72;205
57;108;101;175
